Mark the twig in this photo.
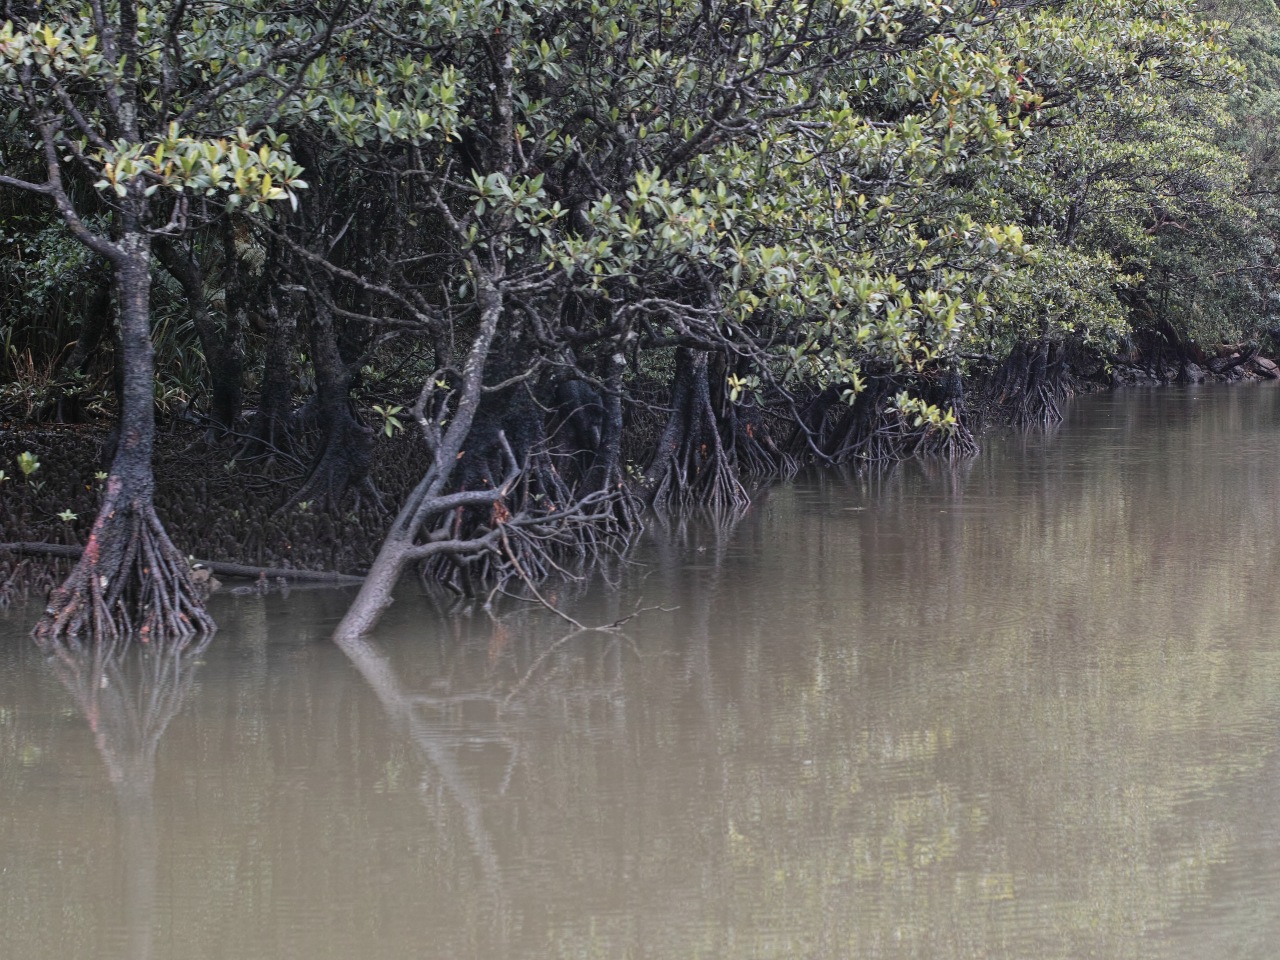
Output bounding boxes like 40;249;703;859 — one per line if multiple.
498;530;588;631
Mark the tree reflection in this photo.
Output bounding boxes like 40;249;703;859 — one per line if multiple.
37;632;211;960
331;573;645;953
334;630;505;888
330;438;1280;960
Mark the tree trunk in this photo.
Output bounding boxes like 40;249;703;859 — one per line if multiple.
589;356;622;483
334;274;507;640
819;376;895;463
644;347;749;520
34;231;214;644
286;293;374;509
241;284;297;459
710;353;794;478
155;237;243;434
989;339;1068;425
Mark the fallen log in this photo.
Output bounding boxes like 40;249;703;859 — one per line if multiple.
0;542;365;584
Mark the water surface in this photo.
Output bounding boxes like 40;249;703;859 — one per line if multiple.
3;385;1280;959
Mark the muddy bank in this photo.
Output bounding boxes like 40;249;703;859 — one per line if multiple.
1105;343;1280;387
0;422;426;608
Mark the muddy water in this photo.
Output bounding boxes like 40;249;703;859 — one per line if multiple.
4;385;1280;960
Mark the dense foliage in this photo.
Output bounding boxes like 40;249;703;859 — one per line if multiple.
0;0;1270;639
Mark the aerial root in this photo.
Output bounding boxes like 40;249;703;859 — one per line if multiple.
421;477;640;597
33;503;215;647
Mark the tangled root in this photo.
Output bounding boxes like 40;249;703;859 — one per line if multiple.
645;349;750;523
33;493;214;646
421;473;641;598
989;340;1071;426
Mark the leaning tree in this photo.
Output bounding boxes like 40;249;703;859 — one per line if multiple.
0;0;363;641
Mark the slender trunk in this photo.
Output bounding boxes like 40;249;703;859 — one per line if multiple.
287;292;374;508
242;284;296;458
334;275;506;640
34;228;214;643
155;238;243;433
586;349;626;491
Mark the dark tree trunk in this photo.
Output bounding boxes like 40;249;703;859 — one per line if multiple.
208;337;245;434
787;384;843;459
154;237;244;434
334;274;508;640
241;284;297;460
989;339;1069;425
39;278;113;423
590;350;644;534
644;347;749;519
585;350;629;492
287;293;374;508
819;376;896;463
709;353;794;478
35;231;214;644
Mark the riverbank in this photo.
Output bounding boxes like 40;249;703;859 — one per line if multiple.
5;352;1280;610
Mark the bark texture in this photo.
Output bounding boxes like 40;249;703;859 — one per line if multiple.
34;234;214;644
644;348;750;521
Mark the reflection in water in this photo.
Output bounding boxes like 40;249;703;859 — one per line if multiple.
333;631;505;887
2;386;1280;959
36;632;211;960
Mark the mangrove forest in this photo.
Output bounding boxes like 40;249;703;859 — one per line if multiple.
4;0;1280;643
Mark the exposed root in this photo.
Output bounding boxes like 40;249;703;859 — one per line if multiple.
237;406;297;463
424;475;638;597
724;401;799;479
818;379;886;463
786;384;842;461
989;340;1071;426
914;421;980;461
812;373;978;466
648;440;748;524
417;377;642;596
0;555;69;610
856;405;979;463
915;368;980;461
32;490;215;645
282;408;376;511
644;348;750;523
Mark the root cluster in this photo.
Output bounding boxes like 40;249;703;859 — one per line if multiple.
988;340;1072;426
33;497;215;646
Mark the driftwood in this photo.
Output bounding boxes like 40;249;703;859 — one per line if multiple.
0;542;364;584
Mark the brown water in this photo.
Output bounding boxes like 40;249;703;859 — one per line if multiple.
4;385;1280;960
